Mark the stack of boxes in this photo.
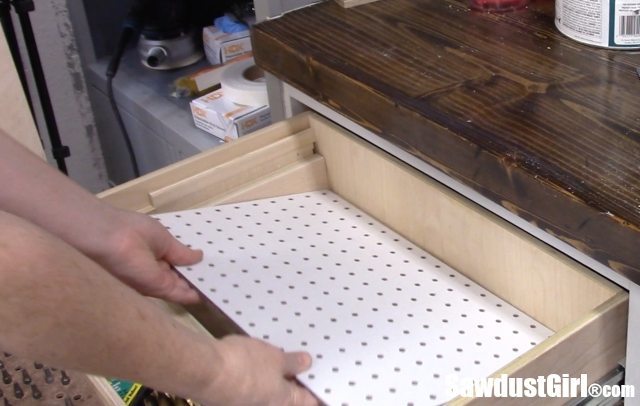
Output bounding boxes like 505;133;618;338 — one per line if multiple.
189;25;272;142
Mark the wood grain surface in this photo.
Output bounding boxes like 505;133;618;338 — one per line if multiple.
252;0;640;281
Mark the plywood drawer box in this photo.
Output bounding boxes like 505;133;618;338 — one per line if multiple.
98;112;628;404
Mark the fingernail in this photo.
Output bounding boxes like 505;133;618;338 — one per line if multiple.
300;353;312;368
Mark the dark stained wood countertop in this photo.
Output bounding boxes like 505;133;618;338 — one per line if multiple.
252;0;640;282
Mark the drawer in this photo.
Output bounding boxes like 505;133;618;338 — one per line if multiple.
98;112;627;404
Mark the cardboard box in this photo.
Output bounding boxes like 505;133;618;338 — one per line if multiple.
190;89;271;142
203;26;252;65
176;54;253;95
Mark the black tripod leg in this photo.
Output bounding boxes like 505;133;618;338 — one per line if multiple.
12;0;70;174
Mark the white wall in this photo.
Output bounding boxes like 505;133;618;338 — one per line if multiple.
11;0;108;192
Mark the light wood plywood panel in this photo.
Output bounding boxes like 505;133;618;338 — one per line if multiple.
309;114;620;331
98;112;313;212
148;129;316;211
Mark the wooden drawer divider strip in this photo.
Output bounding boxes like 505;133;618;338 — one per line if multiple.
149;129;316;211
98;112;313;212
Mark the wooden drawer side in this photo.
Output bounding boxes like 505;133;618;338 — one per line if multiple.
148;129;316;211
196;155;329;209
309;114;620;331
98;112;313;213
458;291;628;405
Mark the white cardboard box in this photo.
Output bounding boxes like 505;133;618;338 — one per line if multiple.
180;54;253;94
203;26;252;65
190;89;271;142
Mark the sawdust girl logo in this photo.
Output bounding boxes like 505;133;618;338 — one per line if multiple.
446;374;635;399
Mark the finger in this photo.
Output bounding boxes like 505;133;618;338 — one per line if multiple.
156;259;173;274
282;352;312;377
140;264;200;305
164;237;203;266
287;384;319;406
156;270;200;305
169;276;201;304
166;286;200;305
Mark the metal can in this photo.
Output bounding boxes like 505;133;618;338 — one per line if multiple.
555;0;640;49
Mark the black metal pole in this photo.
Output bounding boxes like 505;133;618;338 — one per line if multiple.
0;0;33;118
11;0;70;174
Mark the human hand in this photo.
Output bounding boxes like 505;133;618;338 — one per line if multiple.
203;335;318;406
0;132;202;304
90;208;203;305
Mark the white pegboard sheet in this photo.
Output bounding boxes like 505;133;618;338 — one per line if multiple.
154;191;552;406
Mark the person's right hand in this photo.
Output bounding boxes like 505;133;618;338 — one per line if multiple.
86;207;203;305
204;335;318;406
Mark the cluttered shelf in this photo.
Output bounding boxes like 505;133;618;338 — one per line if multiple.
252;0;640;281
87;13;271;186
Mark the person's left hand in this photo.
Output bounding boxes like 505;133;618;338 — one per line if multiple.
89;208;203;305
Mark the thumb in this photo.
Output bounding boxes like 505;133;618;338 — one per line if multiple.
164;237;203;266
283;352;312;377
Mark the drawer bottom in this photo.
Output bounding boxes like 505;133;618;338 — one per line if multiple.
157;191;553;405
